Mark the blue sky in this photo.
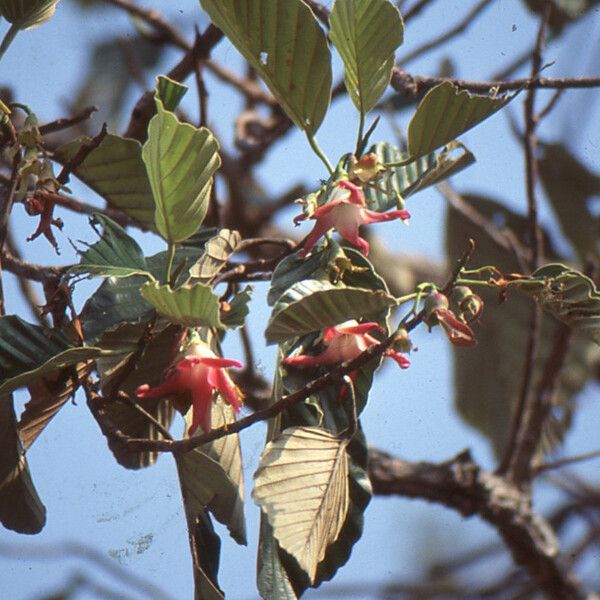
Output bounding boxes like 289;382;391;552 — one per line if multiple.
1;1;599;598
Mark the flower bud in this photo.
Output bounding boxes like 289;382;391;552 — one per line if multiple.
451;285;484;322
423;291;449;327
0;0;59;30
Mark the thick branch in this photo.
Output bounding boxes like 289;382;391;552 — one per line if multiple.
368;448;589;599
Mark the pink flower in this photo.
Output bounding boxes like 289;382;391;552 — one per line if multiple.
424;291;477;347
136;342;243;435
284;320;410;370
296;180;410;257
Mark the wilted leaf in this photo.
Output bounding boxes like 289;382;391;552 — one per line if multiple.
266;280;395;344
55;134;156;230
142;97;221;243
140;281;223;329
253;426;350;583
0;315;105;395
221;286;253;329
187;229;241;284
0;396;46;534
538;143;600;262
329;0;403;114
200;0;332;135
365;140;475;211
408;81;511;158
70;213;152;279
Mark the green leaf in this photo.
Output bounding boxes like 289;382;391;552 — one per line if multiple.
253;426;350;584
0;316;105;395
54;134;156;230
199;0;332;135
140;281;224;329
266;280;396;344
156;75;188;112
365;140;475;211
538;143;600;262
221;286;253;330
524;264;600;345
408;81;511;158
0;396;46;534
142;98;221;243
446;194;599;459
95;322;178;469
187;229;241;284
71;213;152;279
329;0;403;114
0;0;58;29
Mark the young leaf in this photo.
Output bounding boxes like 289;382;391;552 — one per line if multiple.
364;140;475;211
71;213;152;279
199;0;332;135
408;81;511;158
142;97;221;243
221;286;253;330
524;264;600;345
140;281;224;329
156;75;188;112
265;280;396;344
253;426;350;584
0;316;105;395
187;229;241;284
329;0;403;114
54;134;156;230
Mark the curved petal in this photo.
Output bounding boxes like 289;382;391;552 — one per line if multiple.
210;368;243;412
335;322;383;336
300;218;335;257
197;357;243;369
337;180;366;206
436;309;477;346
190;380;214;434
361;208;410;224
385;350;411;369
135;371;182;399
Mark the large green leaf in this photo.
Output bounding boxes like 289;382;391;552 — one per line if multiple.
140;281;224;329
365;140;475;211
0;316;105;395
142;97;220;243
199;0;332;135
408;81;511;158
187;229;241;284
54;134;156;230
0;396;46;534
523;264;600;345
446;194;599;459
95;322;178;469
266;280;396;344
538;143;600;262
253;426;350;584
329;0;403;114
71;213;152;279
0;0;58;29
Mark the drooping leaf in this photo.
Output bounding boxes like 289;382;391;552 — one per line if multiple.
0;0;58;29
188;511;225;600
70;213;152;279
0;316;105;395
253;426;350;584
408;81;511;158
142;97;221;243
329;0;403;114
365;140;475;211
266;280;396;344
221;286;253;329
95;322;179;469
18;362;91;451
0;396;46;534
140;281;224;329
446;194;599;459
187;229;241;284
199;0;332;135
521;264;600;345
538;143;600;262
156;75;188;112
54;134;156;229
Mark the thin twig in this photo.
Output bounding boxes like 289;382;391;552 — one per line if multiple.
398;0;493;66
56;123;108;186
38;106;98;136
402;0;438;22
534;448;600;475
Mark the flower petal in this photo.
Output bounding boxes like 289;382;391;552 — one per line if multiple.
361;208;410;224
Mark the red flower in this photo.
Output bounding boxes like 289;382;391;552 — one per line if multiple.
136;342;243;435
424;291;477;347
284;320;410;370
296;180;410;257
